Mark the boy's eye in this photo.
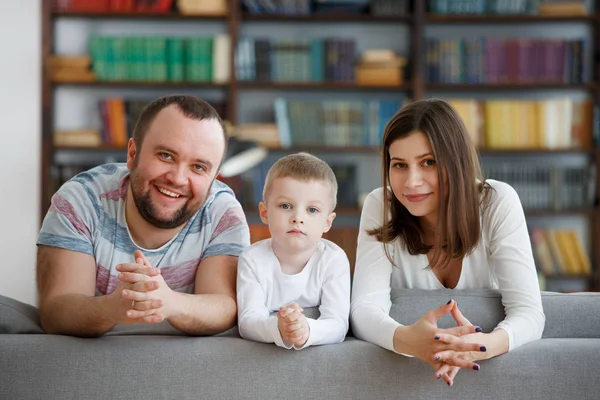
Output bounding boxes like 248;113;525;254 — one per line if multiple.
280;203;291;210
308;207;319;214
159;152;173;160
193;164;205;172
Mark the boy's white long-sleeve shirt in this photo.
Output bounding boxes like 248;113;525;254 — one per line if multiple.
237;238;350;349
350;180;545;354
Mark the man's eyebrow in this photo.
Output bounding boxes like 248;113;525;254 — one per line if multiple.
391;153;433;161
156;145;214;170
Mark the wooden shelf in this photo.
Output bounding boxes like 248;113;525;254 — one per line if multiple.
523;208;598;217
51;11;226;20
544;274;594;280
54;145;126;152
242;13;411;23
426;83;593;91
237;82;409;91
267;146;379;154
51;80;228;89
479;148;594;155
426;14;597;24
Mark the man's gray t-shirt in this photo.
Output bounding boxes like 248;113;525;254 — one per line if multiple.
37;163;250;295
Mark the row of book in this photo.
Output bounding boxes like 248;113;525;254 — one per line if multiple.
52;0;175;12
449;98;592;150
485;164;594;211
237;38;357;83
274;98;405;148
428;0;589;15
53;98;226;148
88;35;230;82
531;228;591;277
425;38;586;84
242;0;406;15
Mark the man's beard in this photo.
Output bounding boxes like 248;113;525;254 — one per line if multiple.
129;165;209;230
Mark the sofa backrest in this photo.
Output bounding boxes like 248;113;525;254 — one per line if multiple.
388;289;600;338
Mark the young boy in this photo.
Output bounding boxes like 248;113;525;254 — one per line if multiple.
237;152;351;350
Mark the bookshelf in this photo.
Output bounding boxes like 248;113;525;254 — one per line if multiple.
42;0;600;291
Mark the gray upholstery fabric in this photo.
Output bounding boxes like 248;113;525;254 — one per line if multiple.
389;289;600;338
0;335;598;400
0;294;43;334
1;289;599;400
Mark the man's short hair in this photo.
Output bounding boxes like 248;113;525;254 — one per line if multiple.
132;95;228;157
263;152;338;210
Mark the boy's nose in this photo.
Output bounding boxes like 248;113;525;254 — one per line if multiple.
291;215;304;224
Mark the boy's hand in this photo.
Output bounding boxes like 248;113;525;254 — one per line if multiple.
288;313;309;347
277;304;309;347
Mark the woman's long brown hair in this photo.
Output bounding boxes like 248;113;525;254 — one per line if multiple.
368;99;491;270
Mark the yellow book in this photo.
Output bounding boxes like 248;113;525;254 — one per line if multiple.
531;228;557;276
545;230;569;274
568;230;592;275
555;230;581;275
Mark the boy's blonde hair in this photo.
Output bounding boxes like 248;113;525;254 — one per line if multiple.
262;152;338;210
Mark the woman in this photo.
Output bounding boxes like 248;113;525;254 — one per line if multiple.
350;99;545;386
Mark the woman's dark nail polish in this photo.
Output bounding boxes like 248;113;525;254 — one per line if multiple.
435;335;440;340
480;346;487;352
475;327;483;333
437;374;441;379
447;299;452;304
447;382;451;386
473;365;480;371
435;356;440;361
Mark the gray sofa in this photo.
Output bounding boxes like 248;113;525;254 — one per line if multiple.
1;289;599;400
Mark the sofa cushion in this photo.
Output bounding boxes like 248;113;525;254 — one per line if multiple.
389;288;600;338
0;294;43;334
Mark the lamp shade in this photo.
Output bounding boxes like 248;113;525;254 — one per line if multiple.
219;137;268;178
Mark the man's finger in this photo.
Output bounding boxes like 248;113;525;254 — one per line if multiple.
121;289;149;302
118;272;154;284
126;308;157;319
131;299;163;311
451;303;473;327
116;264;160;275
140;314;164;324
130;280;159;292
134;250;151;267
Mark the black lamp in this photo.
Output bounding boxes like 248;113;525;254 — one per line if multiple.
219;137;268;178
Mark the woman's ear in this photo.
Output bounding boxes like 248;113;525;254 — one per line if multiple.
258;202;268;225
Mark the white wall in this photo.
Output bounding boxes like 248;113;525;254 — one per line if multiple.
0;0;41;305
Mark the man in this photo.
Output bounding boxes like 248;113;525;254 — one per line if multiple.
36;95;250;337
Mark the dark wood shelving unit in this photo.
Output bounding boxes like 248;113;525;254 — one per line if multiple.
426;14;597;23
426;83;595;91
42;0;600;290
51;11;226;20
237;82;410;91
242;13;411;22
478;148;596;155
52;80;229;88
524;208;598;217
